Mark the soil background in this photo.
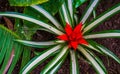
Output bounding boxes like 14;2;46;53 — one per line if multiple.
0;0;120;74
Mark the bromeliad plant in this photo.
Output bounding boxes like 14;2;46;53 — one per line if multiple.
0;0;120;74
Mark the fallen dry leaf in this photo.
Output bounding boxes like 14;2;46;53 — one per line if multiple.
3;16;14;30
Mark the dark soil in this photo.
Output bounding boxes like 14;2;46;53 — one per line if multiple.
0;0;120;74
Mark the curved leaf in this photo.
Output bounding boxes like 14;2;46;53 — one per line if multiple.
0;12;64;35
87;40;120;64
87;50;107;73
96;44;120;64
21;45;62;74
41;46;69;74
80;0;99;24
70;50;79;74
83;3;120;34
9;0;48;6
78;46;107;74
15;40;58;48
84;30;120;39
83;40;103;54
30;5;63;31
48;51;68;74
59;2;73;27
0;25;26;74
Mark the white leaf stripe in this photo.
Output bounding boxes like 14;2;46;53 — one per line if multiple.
22;45;62;74
62;3;69;24
83;4;120;34
41;46;68;74
67;0;73;18
49;60;62;74
0;12;64;35
97;45;120;64
31;5;64;31
49;52;67;74
87;49;107;72
84;33;120;39
67;0;73;23
16;40;58;46
80;0;99;24
78;46;106;74
83;44;103;54
87;40;120;64
70;50;78;74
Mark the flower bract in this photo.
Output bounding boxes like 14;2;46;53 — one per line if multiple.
57;22;88;50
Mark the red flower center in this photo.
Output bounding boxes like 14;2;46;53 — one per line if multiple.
57;22;88;50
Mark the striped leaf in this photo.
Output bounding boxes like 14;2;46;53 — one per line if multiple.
80;0;99;24
59;1;73;27
86;40;120;64
83;3;120;34
23;0;65;29
84;30;120;39
21;45;62;74
48;51;68;74
78;46;107;74
96;43;120;64
15;40;58;48
70;50;79;74
0;12;64;35
87;50;107;73
66;0;74;26
41;46;69;74
81;42;103;54
30;5;64;31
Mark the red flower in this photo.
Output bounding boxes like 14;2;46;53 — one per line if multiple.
57;22;88;50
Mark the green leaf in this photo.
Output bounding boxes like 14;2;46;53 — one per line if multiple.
21;45;62;74
66;0;74;26
82;40;103;54
19;47;31;71
40;0;65;15
7;44;25;74
74;0;87;8
0;12;64;35
48;51;68;74
78;46;107;74
86;50;107;73
80;0;99;24
7;19;31;74
87;40;120;64
0;31;11;64
23;0;65;30
84;30;120;39
15;40;58;48
83;3;120;34
41;46;69;74
70;50;79;74
48;59;64;74
0;25;24;73
83;40;103;54
96;43;120;64
9;0;48;6
23;7;48;28
30;5;63;31
59;1;73;27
